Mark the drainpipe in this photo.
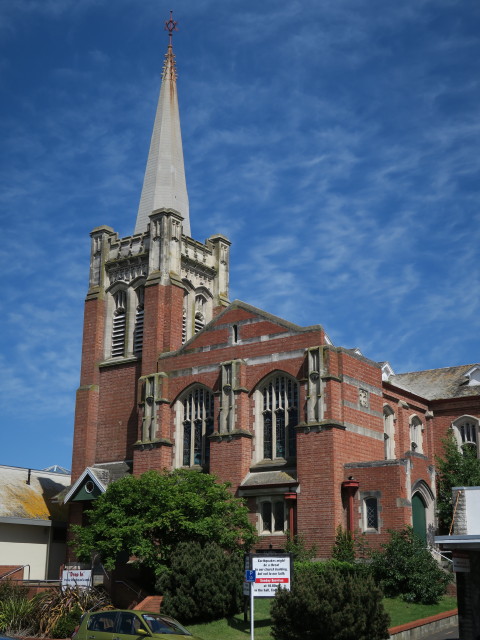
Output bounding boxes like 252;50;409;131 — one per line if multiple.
341;479;359;534
284;493;297;541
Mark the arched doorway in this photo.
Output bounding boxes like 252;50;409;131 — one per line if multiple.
412;493;427;544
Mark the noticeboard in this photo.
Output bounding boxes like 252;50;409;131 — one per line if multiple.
246;554;292;597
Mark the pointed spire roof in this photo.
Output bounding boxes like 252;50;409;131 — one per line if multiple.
134;13;190;236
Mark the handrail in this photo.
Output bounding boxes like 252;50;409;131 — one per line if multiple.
0;564;30;580
449;490;462;536
429;546;453;565
114;580;144;598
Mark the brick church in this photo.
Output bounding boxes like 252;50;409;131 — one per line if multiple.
66;19;480;559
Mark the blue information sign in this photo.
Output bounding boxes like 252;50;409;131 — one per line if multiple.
245;569;256;583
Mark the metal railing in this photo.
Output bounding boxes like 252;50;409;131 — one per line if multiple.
0;564;31;581
430;545;453;565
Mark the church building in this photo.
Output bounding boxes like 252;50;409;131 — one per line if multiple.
66;16;480;559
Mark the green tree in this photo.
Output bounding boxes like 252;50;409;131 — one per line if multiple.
157;541;243;623
331;525;355;562
71;469;257;576
436;429;480;533
271;563;389;640
369;526;451;604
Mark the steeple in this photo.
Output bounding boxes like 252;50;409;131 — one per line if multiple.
134;12;191;237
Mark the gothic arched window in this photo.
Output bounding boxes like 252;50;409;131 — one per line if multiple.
194;295;206;334
410;416;423;454
452;416;479;457
111;289;127;357
259;374;298;461
180;387;214;467
133;287;144;356
383;405;395;460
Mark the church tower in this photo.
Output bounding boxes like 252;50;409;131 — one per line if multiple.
70;14;231;482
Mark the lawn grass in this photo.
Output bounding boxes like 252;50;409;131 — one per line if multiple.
187;595;458;640
383;595;458;628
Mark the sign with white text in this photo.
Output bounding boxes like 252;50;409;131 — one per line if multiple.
250;555;292;597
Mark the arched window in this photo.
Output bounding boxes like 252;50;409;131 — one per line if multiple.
180;387;214;467
194;295;206;333
383;405;395;460
452;416;479;457
410;416;423;453
133;287;144;356
259;375;298;460
111;289;127;357
182;307;187;344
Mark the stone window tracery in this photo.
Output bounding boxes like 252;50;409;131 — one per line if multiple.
179;387;214;467
452;416;479;457
258;374;298;461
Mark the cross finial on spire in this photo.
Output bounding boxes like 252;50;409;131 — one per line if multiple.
165;10;178;47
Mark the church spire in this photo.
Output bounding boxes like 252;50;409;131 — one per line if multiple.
134;12;191;237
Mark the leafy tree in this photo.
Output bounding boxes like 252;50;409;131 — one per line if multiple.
71;469;257;576
436;429;480;533
271;562;390;640
157;541;243;623
369;526;451;604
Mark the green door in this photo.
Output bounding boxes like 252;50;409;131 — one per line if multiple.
412;493;427;544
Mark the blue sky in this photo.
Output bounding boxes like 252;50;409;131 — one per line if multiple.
1;0;479;472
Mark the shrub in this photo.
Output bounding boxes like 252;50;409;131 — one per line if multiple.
36;586;113;637
331;525;355;562
271;563;390;640
285;534;317;561
49;605;83;639
156;541;244;624
0;593;37;635
370;526;452;604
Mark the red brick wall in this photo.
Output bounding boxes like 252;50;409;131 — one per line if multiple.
96;361;141;462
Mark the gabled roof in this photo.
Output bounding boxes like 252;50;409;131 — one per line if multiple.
64;462;132;504
0;465;70;524
389;364;480;400
161;299;326;359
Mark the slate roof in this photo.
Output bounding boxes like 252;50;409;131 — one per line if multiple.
240;469;298;488
389;364;480;400
0;465;71;523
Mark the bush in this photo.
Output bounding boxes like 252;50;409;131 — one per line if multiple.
36;586;113;637
0;582;37;635
285;535;317;561
370;526;451;604
271;563;390;640
48;604;83;638
156;541;244;624
0;593;37;635
331;525;355;562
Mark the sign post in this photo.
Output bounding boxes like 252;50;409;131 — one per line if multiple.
245;570;256;640
244;554;292;640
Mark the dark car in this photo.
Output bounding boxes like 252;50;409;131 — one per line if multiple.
72;610;202;640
